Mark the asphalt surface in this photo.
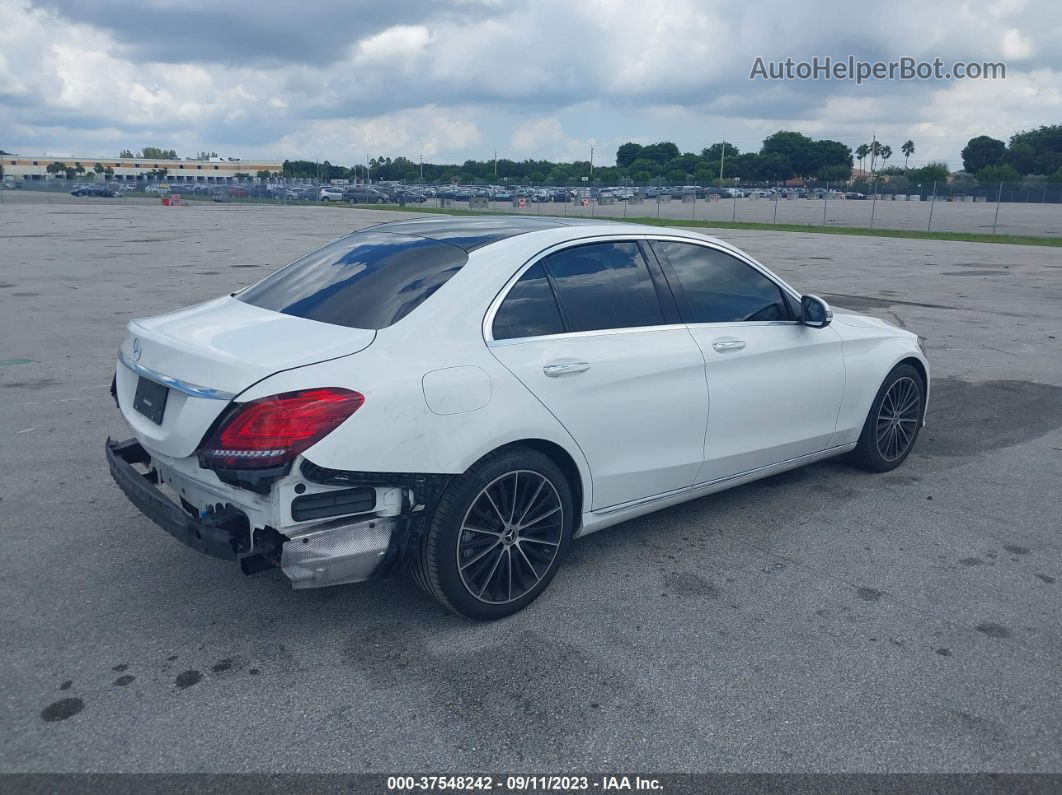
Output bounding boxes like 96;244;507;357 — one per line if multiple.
1;202;1060;773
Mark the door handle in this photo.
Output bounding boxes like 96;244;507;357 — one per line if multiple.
543;361;591;377
712;339;746;352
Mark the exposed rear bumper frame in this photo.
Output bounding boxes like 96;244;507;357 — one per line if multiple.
106;437;247;561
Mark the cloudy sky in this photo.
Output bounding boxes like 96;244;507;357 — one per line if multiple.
0;0;1058;167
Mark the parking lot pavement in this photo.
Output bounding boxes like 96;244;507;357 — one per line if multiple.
1;202;1060;772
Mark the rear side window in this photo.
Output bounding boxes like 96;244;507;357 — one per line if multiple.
652;241;791;323
492;263;564;340
544;242;664;333
237;231;466;329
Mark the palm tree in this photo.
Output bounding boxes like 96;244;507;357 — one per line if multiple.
901;140;915;170
855;144;870;175
869;140;882;174
880;145;892;169
46;161;66;177
74;162;85;180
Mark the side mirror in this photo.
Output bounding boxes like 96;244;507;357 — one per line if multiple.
801;294;832;328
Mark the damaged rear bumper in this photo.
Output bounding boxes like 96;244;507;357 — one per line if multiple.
106;437;243;560
105;437;442;588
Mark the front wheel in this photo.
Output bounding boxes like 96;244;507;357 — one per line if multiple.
848;363;925;472
413;448;574;620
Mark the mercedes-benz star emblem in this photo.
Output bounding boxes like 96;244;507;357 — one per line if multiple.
132;337;142;361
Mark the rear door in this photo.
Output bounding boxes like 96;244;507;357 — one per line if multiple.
487;239;708;510
648;239;845;483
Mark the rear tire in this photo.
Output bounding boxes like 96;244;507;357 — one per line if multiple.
848;363;924;472
413;447;574;620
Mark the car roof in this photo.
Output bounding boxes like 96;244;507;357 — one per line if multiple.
369;215;703;253
369;215;595;252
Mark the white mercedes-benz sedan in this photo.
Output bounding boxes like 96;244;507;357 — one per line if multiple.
107;216;929;619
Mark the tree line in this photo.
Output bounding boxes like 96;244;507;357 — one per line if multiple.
279;131;858;186
959;126;1062;184
9;125;1061;188
279;125;1062;188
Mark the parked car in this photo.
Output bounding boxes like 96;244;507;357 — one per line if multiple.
319;187;345;201
343;186;389;204
393;189;427;204
70;186;121;198
106;217;928;619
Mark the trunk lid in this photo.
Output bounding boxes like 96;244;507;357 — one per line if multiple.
115;296;375;458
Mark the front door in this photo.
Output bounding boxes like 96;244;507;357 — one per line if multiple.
648;239;845;483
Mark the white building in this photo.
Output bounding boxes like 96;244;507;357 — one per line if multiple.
1;155;283;184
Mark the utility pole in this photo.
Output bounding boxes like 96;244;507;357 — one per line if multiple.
366;155;370;184
719;141;726;181
494;150;497;181
419;153;423;181
589;145;594;181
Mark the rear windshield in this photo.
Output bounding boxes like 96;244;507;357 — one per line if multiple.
237;231;467;329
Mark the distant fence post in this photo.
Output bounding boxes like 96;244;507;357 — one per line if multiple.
870;178;879;229
927;182;936;231
731;193;737;222
992;181;1003;236
822;181;829;226
772;194;779;224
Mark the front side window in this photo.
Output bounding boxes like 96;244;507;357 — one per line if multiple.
238;231;467;330
652;241;791;323
544;241;664;333
492;263;564;340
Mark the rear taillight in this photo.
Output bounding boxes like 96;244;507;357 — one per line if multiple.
198;388;364;470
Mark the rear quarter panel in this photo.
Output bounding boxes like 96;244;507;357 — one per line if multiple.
235;314;595;511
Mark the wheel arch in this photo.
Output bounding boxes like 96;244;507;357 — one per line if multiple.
896;355;929;423
482;438;587;529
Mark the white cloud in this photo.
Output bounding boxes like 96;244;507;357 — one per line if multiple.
274;105;482;161
511;117;564;150
354;25;433;65
1001;28;1033;59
